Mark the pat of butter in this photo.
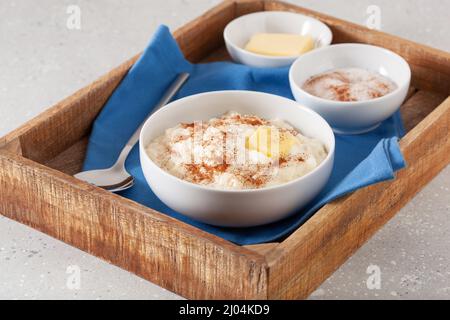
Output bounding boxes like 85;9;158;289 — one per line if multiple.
246;126;298;158
244;33;314;57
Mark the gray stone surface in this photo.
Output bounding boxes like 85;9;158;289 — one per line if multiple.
0;0;448;299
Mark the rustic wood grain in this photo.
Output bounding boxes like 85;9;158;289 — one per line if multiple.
173;0;235;63
0;137;22;156
400;90;448;132
175;0;264;62
201;46;232;63
245;243;279;256
235;0;264;16
44;136;89;175
0;151;269;299
0;0;449;300
406;86;417;100
264;0;450;95
3;55;138;164
266;96;450;299
0;0;246;163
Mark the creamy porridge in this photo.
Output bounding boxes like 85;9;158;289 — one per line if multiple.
302;67;397;102
146;112;328;190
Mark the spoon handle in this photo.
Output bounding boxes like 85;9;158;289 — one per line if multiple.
113;72;190;168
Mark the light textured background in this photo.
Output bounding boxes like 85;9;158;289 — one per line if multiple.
0;0;449;300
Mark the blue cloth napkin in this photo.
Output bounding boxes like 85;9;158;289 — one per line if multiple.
83;25;406;245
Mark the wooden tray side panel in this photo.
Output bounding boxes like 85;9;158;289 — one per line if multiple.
0;0;449;301
174;0;235;62
14;57;137;164
174;0;265;63
0;152;268;299
0;0;252;164
264;0;450;95
400;90;448;132
266;97;450;299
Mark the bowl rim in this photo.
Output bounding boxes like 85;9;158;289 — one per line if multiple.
140;90;335;194
223;11;333;61
289;43;412;107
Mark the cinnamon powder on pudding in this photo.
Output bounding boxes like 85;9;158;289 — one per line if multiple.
146;112;328;190
184;163;230;184
302;68;397;102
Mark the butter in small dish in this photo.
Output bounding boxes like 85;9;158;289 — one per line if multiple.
244;33;314;57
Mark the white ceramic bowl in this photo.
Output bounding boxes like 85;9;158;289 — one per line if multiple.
139;91;335;227
289;43;411;134
224;11;332;68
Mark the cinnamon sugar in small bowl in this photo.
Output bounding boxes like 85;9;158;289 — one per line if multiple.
289;43;411;134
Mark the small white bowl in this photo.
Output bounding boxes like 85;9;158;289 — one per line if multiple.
224;11;332;68
139;91;335;227
289;43;411;134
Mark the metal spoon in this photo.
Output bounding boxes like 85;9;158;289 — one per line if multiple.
75;73;190;192
105;179;134;193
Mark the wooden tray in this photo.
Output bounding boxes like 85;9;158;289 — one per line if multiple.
0;0;449;299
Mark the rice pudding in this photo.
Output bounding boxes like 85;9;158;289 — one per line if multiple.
302;68;397;102
146;112;327;190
